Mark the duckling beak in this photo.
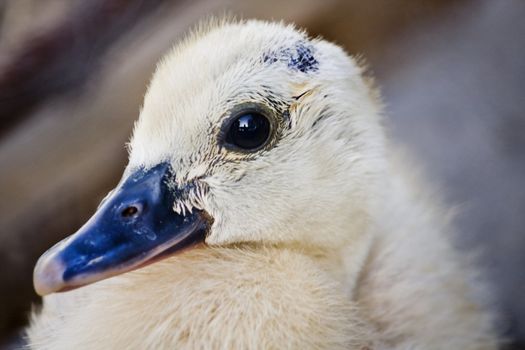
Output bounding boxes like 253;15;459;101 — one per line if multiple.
33;162;210;296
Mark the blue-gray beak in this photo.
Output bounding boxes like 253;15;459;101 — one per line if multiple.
33;162;210;296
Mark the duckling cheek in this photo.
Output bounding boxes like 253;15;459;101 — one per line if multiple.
33;163;210;296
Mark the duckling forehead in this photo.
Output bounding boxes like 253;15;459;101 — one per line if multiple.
128;22;321;174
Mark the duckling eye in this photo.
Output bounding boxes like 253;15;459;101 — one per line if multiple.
224;112;271;151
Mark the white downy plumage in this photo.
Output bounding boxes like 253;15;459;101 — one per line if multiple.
27;19;498;349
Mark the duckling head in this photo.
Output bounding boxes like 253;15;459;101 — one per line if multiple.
34;20;386;296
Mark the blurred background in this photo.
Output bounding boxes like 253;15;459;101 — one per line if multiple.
0;0;523;348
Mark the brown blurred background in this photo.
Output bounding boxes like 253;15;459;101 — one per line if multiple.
0;0;524;348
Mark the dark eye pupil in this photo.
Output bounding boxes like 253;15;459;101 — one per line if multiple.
226;112;270;150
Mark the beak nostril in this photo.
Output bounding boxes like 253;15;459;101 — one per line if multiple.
121;205;140;218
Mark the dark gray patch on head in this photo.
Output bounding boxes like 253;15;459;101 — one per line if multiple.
263;41;318;73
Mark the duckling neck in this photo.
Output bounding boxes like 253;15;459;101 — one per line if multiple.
28;244;375;349
267;232;375;298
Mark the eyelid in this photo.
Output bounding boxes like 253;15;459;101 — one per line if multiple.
223;102;273;128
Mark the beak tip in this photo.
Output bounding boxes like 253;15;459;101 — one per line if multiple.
33;253;66;296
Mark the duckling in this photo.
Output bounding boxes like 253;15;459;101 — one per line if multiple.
27;19;498;349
